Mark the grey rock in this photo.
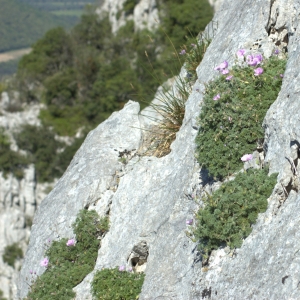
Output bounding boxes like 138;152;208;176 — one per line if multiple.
18;101;142;298
97;0;159;33
18;1;300;300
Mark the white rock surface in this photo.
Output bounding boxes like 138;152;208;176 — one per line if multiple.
16;0;300;299
97;0;159;33
0;93;51;299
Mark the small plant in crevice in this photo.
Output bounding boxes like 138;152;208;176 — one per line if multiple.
2;243;23;268
195;51;286;180
182;32;212;83
91;267;145;300
140;33;211;158
193;168;277;263
26;210;109;300
142;75;191;158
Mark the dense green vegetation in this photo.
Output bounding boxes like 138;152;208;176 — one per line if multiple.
14;124;85;182
0;0;80;52
196;55;286;180
27;210;108;300
0;289;7;300
92;268;145;299
1;0;213;183
16;1;213;135
0;128;28;179
193;53;285;262
193;168;277;260
2;243;23;267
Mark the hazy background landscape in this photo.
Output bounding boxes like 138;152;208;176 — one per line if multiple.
0;0;99;78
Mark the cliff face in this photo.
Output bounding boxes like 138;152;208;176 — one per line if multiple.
0;94;51;299
18;0;300;299
97;0;159;33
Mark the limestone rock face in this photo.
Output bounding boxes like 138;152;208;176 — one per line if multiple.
208;0;224;12
18;0;300;299
97;0;159;33
0;94;50;300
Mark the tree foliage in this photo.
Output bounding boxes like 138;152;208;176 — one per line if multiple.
194;168;277;259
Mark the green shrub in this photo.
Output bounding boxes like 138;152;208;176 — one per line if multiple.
195;55;286;180
193;168;277;260
3;243;23;267
27;210;109;300
0;128;28;179
158;0;213;51
0;289;7;300
14;124;63;182
16;3;213;137
123;0;138;15
92;268;145;300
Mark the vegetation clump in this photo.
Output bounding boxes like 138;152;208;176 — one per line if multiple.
26;210;109;300
0;289;7;300
0;128;28;179
92;268;145;300
123;0;138;15
195;54;286;180
193;168;277;260
2;243;23;267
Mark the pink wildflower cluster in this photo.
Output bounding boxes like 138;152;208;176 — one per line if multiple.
66;239;76;247
236;49;264;76
241;154;253;162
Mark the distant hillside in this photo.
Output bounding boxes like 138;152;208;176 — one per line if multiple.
18;0;97;17
0;0;83;52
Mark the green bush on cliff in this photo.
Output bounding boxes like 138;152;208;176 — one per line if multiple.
193;168;277;260
14;124;63;182
26;210;109;300
0;289;7;300
2;243;23;268
195;55;286;180
92;268;145;300
0;128;28;179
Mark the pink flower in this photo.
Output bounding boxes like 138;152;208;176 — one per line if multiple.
236;49;246;57
214;61;228;71
213;94;220;101
222;69;229;75
241;154;253;162
226;75;233;81
274;49;280;55
186;219;193;225
40;257;49;267
119;265;125;272
247;54;263;66
179;49;186;55
280;74;284;78
66;239;76;247
254;67;264;76
191;43;196;47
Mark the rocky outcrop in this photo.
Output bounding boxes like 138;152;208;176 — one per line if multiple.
0;94;51;300
97;0;159;33
18;0;300;299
